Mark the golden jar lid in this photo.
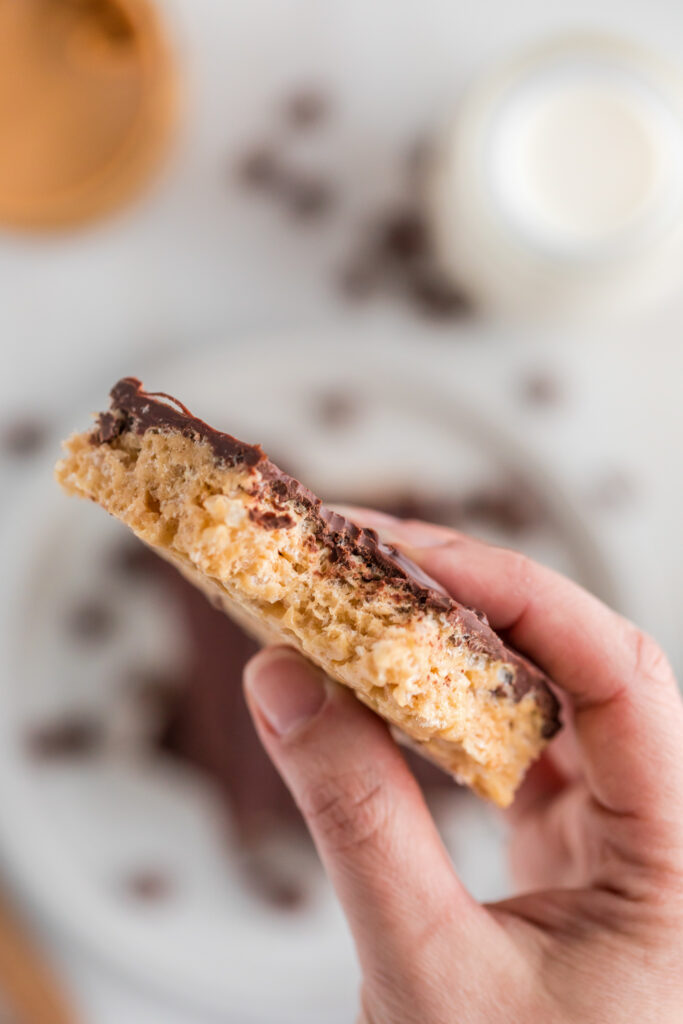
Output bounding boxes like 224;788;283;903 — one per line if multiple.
0;0;177;230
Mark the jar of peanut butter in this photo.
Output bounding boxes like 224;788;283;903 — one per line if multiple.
0;0;177;229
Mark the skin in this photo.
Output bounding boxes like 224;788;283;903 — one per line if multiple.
243;509;683;1024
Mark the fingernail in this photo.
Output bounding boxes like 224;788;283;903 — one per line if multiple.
245;648;327;736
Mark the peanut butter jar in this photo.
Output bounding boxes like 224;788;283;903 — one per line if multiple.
0;0;178;229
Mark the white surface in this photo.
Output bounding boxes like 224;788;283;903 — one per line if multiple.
2;1;683;1022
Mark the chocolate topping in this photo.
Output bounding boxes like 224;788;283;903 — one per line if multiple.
93;378;560;733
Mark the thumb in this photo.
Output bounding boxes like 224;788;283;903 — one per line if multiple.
243;647;486;984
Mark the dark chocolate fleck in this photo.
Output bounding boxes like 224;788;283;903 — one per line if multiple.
248;509;295;530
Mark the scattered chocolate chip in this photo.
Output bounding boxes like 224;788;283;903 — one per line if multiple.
312;389;359;430
284;87;330;130
337;259;380;300
282;175;334;219
110;537;154;578
27;717;104;759
1;417;49;459
123;869;173;903
409;271;471;320
460;485;545;535
126;667;184;712
67;600;115;643
587;470;636;510
243;859;309;910
520;372;562;407
235;146;280;189
378;208;428;264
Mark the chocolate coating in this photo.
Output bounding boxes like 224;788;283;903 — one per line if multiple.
94;378;560;734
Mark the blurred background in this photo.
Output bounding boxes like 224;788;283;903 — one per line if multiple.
1;1;683;1021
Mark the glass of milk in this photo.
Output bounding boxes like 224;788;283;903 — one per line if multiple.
430;34;683;319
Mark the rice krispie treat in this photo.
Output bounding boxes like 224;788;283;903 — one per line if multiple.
56;378;560;806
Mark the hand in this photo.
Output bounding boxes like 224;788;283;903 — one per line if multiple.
243;511;683;1023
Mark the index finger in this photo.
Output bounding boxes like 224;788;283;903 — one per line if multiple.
336;508;683;822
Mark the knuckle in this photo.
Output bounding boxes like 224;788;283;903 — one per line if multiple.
624;625;674;687
506;548;535;585
301;768;390;856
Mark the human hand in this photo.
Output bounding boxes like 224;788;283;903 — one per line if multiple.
243;511;683;1023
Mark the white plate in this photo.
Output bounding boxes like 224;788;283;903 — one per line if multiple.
0;331;617;1020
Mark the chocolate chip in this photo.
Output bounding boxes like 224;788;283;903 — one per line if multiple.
312;389;359;430
460;485;545;535
409;271;471;320
378;208;428;264
520;373;562;407
26;717;104;759
284;88;330;130
67;600;115;643
337;259;380;301
123;869;173;903
244;860;308;911
235;146;280;189
282;175;334;219
110;538;153;578
1;417;48;459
